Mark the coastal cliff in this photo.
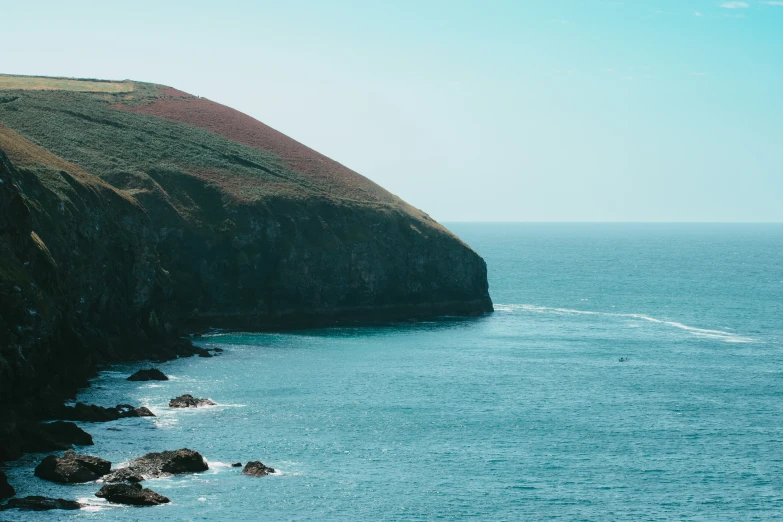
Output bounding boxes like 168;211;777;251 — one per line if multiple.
0;75;492;461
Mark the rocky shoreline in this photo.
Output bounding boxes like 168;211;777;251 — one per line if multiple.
0;349;279;512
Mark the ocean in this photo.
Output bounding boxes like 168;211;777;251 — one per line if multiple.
5;223;783;520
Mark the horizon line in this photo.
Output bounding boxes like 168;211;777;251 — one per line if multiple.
440;221;783;224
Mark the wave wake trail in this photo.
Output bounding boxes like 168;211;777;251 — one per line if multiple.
495;304;755;343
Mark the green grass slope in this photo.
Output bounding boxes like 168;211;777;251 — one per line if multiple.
0;75;492;330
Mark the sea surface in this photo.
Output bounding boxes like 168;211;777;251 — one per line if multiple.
5;223;783;520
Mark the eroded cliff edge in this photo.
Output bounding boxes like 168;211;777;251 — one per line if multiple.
0;77;491;461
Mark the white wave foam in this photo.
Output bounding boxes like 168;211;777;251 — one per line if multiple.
78;497;114;512
497;304;755;343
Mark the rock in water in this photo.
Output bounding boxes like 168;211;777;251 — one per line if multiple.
231;462;242;467
56;402;155;422
103;467;144;484
1;496;82;511
0;470;14;500
127;448;208;477
43;421;93;446
34;451;111;483
18;421;94;454
116;404;155;417
169;394;216;408
95;483;170;506
242;461;275;477
127;368;169;381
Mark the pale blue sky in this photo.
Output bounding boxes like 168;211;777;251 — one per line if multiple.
2;1;782;221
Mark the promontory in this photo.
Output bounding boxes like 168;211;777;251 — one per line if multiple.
0;74;492;461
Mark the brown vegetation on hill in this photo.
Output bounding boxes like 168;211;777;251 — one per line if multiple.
0;124;89;176
112;88;410;209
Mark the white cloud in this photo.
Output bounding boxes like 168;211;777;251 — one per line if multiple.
764;1;783;5
720;1;749;8
694;10;704;16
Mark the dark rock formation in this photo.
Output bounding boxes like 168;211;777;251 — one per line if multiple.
0;470;14;500
3;420;94;461
1;417;93;461
0;495;82;511
103;467;144;484
53;402;155;422
126;448;208;478
96;483;169;506
0;148;200;462
169;394;216;408
242;461;275;477
34;451;110;483
231;462;242;467
38;421;93;447
127;368;168;381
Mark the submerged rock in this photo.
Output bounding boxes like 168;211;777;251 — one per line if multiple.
1;496;82;511
127;368;169;381
127;448;208;477
0;470;14;500
34;451;111;483
169;394;216;408
103;467;144;484
242;461;275;477
95;483;170;506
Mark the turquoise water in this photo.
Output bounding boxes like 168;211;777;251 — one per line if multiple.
5;224;783;520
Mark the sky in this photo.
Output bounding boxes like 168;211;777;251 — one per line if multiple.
2;1;782;222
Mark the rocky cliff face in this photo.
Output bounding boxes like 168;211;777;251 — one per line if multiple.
0;150;194;460
0;76;492;461
126;177;491;329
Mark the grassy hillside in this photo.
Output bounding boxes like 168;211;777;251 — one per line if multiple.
0;78;432;214
0;75;491;329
